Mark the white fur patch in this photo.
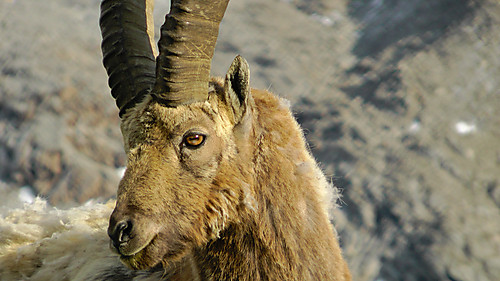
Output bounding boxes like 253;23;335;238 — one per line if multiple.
0;198;126;280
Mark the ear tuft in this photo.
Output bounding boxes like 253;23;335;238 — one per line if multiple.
224;55;250;123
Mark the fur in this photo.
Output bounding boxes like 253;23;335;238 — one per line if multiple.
108;56;351;280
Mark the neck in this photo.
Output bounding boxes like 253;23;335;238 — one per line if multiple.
193;197;346;281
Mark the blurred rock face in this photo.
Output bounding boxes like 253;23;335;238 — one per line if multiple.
0;0;499;280
291;1;500;280
0;0;125;207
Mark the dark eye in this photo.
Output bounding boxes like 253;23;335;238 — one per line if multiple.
183;133;206;148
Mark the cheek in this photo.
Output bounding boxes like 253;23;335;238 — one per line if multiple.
181;136;223;178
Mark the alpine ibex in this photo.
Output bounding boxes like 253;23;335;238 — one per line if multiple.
100;0;351;279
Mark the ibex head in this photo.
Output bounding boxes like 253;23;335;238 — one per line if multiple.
100;0;251;270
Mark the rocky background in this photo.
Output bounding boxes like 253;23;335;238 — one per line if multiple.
1;0;499;280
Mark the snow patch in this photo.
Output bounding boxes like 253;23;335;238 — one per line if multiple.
311;13;334;27
455;121;476;135
408;120;421;133
18;186;35;204
116;166;126;178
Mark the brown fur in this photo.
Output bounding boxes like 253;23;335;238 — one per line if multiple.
109;57;351;280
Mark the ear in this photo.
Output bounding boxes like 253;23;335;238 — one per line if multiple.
224;55;250;124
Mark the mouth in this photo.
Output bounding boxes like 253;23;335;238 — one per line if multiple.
115;235;159;270
119;250;146;269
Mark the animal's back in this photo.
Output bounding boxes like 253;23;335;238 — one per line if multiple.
255;89;350;280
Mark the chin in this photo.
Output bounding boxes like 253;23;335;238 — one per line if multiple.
119;237;164;270
120;250;155;270
118;234;189;270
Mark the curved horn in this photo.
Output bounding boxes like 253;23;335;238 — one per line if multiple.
100;0;156;117
153;0;230;106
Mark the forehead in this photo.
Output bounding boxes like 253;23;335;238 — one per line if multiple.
150;102;216;130
131;78;226;130
134;98;233;141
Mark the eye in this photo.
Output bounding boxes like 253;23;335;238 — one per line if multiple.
183;133;206;148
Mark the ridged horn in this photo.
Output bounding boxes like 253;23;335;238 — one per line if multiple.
100;0;156;117
153;0;230;106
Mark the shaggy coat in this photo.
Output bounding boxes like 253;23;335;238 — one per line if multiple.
106;57;351;280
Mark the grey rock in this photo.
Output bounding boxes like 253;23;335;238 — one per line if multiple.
0;0;498;280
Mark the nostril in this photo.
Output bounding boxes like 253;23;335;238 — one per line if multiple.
109;220;133;247
118;220;132;243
